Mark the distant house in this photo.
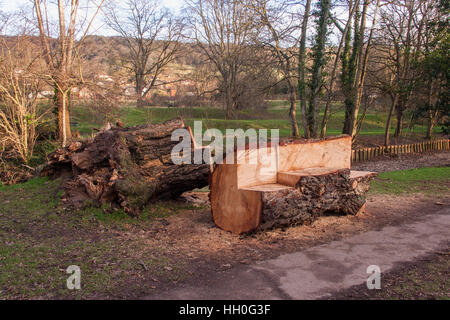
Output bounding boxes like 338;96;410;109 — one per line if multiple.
122;86;135;97
37;91;54;98
71;87;92;99
97;74;114;82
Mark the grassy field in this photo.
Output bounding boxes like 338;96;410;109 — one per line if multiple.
370;167;450;195
0;166;448;299
0;177;198;299
70;100;438;138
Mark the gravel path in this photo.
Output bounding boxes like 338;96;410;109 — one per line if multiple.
352;151;450;173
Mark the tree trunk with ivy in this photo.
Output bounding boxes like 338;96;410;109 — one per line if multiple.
308;0;331;138
298;0;312;138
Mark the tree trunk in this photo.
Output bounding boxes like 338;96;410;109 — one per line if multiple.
342;0;361;136
55;88;72;145
288;83;299;137
425;84;438;140
426;113;435;139
258;170;376;231
351;0;377;138
342;99;354;135
136;76;146;108
41;118;210;216
394;105;404;137
298;0;312;138
308;0;331;138
323;0;358;138
137;97;146;108
225;84;234;120
384;94;398;146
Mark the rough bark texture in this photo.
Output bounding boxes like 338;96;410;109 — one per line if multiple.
258;169;376;230
41;118;210;216
55;89;72;143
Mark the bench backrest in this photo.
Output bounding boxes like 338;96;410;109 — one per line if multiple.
236;135;352;189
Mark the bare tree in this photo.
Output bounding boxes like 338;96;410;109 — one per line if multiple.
0;37;50;163
374;0;431;145
252;0;300;137
413;0;447;139
33;0;105;147
0;5;10;34
185;0;257;119
104;0;184;108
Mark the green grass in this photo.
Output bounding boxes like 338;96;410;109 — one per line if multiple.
70;101;438;138
0;177;194;299
370;167;450;195
330;251;450;300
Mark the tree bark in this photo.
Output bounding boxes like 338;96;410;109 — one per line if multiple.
288;82;299;137
258;169;376;230
41;118;210;216
321;0;357;138
210;167;377;234
342;0;361;136
384;94;398;146
298;0;312;138
351;0;379;138
225;80;234;119
426;113;435;139
55;88;72;145
394;104;404;137
308;0;331;138
135;74;146;108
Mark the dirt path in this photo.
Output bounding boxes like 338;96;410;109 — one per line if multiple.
143;208;449;300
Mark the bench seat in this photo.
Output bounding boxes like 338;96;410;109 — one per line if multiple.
240;183;294;192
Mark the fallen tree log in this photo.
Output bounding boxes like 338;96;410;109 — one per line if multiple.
41;118;210;216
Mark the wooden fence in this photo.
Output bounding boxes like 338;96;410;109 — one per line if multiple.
352;139;450;163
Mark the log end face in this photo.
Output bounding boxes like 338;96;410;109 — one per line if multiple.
210;164;262;234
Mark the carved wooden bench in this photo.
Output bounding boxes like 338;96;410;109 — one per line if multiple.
210;135;376;234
